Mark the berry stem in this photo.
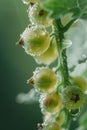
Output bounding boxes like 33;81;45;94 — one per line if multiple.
62;49;71;86
54;19;70;87
63;109;72;129
54;18;77;129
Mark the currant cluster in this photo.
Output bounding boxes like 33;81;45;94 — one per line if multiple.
17;0;87;130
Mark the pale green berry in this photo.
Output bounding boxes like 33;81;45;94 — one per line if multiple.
34;39;58;65
28;3;53;26
39;92;62;113
28;67;58;93
20;26;50;56
72;76;87;93
42;119;62;130
55;111;65;126
62;86;85;110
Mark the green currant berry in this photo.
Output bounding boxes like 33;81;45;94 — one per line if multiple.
28;67;58;93
42;119;61;130
39;92;62;113
28;3;53;26
72;77;87;93
62;86;85;109
20;26;50;56
34;39;58;65
55;111;65;126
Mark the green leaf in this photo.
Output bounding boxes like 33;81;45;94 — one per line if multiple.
78;0;87;20
81;13;87;20
42;0;87;20
42;0;80;19
78;0;87;9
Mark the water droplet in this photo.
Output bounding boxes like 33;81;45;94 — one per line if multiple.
62;39;72;49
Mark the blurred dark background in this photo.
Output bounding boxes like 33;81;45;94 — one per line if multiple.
0;0;42;130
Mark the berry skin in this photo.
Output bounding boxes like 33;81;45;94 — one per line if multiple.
39;92;62;113
28;3;53;26
34;39;58;65
42;119;61;130
20;26;50;56
28;67;58;93
72;76;87;93
62;86;85;110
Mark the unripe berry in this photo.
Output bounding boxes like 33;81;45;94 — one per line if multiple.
34;39;58;65
55;111;65;126
20;26;50;56
42;119;61;130
28;67;58;93
28;3;53;26
72;76;87;93
62;86;85;110
39;92;62;113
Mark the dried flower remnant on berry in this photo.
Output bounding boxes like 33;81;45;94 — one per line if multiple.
70;93;80;103
37;123;43;130
38;9;44;16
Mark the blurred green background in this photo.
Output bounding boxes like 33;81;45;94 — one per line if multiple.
0;0;42;130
